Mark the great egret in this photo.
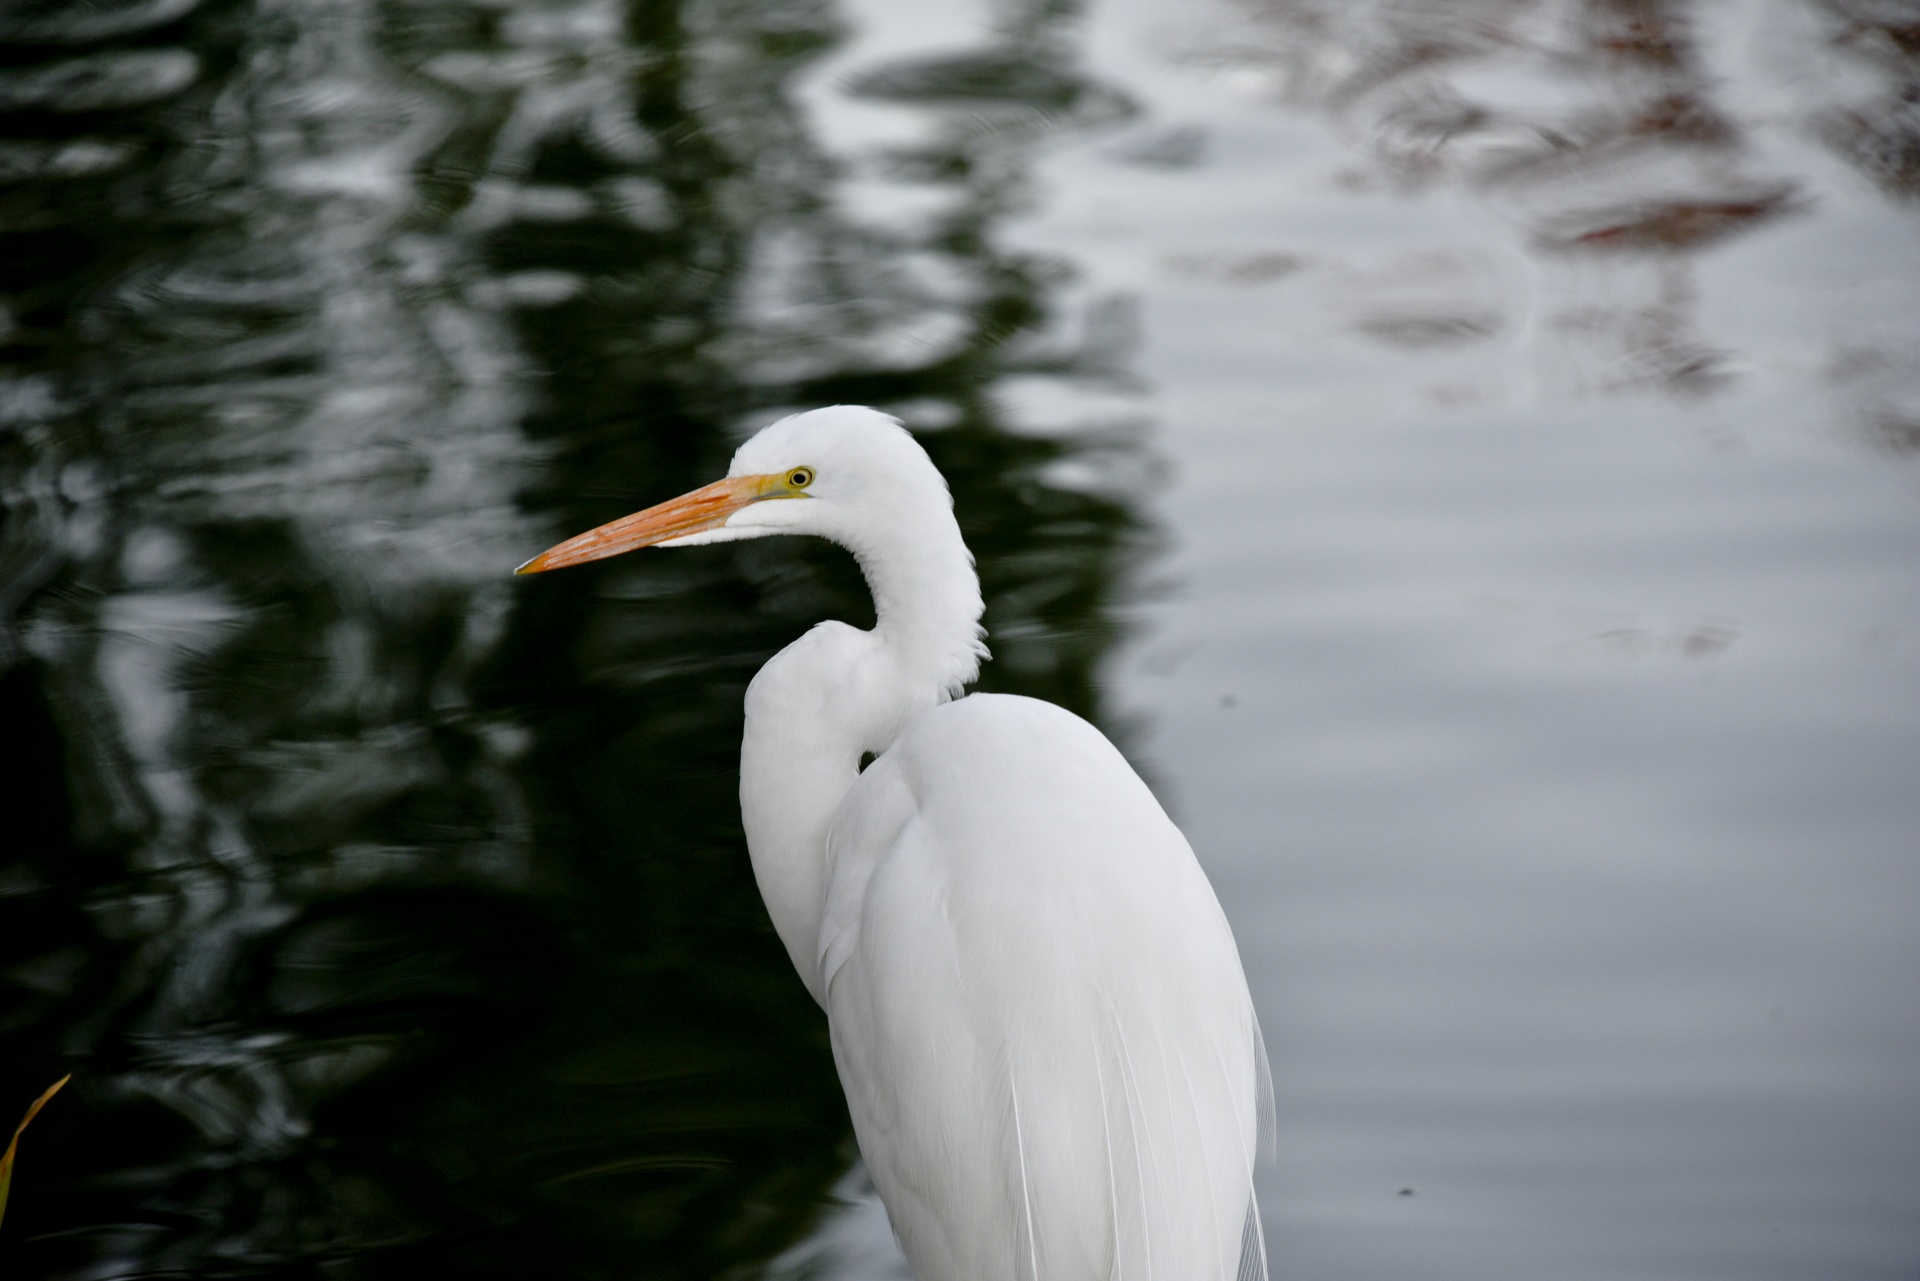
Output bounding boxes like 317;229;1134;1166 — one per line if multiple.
519;406;1271;1281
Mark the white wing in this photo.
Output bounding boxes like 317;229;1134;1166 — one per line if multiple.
819;693;1270;1281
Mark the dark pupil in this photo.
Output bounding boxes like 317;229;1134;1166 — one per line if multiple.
792;471;806;484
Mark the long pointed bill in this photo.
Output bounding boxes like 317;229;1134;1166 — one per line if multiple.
516;475;778;574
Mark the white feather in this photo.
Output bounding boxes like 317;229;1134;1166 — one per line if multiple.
810;695;1265;1281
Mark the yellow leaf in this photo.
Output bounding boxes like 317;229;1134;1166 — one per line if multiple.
0;1075;70;1235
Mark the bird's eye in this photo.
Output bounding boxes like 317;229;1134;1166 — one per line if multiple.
788;467;815;489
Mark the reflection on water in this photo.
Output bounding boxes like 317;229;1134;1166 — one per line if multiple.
1188;0;1920;427
1195;0;1807;399
0;0;1146;1275
4;0;1918;1276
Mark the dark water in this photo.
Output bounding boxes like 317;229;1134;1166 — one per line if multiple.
0;1;1145;1276
3;0;1918;1278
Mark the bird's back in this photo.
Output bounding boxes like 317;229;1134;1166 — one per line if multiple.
819;693;1269;1281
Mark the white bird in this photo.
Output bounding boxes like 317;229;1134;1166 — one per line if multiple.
518;406;1271;1281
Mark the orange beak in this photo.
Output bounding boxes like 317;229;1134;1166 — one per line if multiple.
515;475;778;574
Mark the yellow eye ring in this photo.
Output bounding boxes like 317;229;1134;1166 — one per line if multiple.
787;467;815;489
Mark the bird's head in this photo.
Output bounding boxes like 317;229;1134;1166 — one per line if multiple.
515;406;953;574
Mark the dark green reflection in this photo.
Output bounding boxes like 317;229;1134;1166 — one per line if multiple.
0;0;1147;1276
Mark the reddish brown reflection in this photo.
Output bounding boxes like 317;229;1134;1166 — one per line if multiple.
1816;0;1920;199
1543;188;1801;255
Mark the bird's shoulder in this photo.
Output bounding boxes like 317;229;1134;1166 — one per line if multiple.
833;690;1179;865
881;693;1174;850
815;692;1213;993
888;691;1141;793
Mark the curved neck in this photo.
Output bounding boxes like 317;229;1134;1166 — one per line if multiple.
739;513;986;1002
852;510;988;699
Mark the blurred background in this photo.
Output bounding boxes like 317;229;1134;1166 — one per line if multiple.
1;0;1916;1278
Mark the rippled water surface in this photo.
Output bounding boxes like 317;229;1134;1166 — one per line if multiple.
2;0;1916;1278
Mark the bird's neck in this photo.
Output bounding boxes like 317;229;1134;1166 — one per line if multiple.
739;513;986;1003
854;515;987;699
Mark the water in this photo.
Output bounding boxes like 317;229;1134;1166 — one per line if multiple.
1;0;1915;1278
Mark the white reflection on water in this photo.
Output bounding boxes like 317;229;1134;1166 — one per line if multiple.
8;0;537;1187
790;0;1920;1277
